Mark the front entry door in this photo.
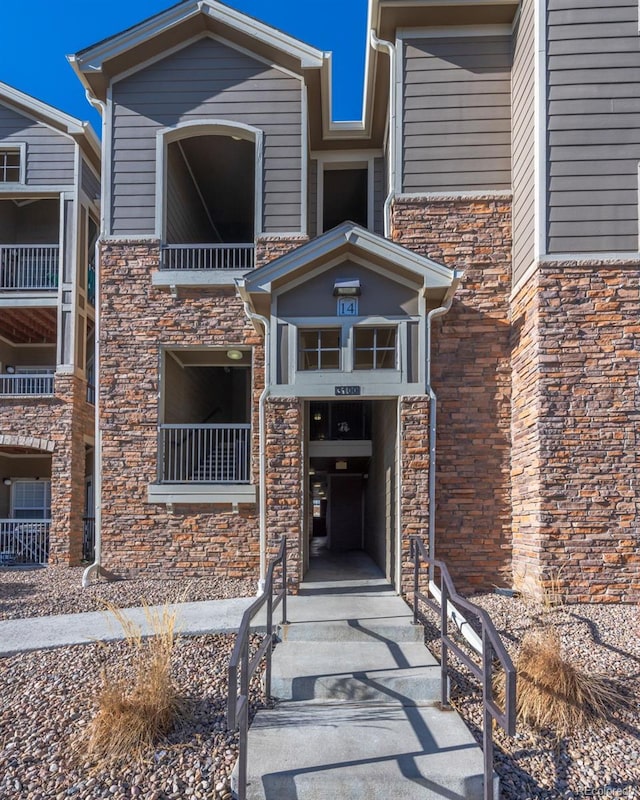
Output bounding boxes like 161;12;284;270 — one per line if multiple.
327;474;364;551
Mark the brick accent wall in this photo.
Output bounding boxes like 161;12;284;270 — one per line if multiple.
265;397;303;591
392;196;513;591
513;263;640;603
0;373;91;564
98;241;261;578
255;235;308;269
399;397;431;595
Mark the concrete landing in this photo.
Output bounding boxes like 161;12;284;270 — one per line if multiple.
235;551;494;800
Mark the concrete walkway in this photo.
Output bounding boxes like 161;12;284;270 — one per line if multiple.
0;596;257;656
237;550;495;800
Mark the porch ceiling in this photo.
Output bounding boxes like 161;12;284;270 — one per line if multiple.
0;308;57;344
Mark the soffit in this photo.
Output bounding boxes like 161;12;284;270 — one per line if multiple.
374;0;520;40
0;308;57;344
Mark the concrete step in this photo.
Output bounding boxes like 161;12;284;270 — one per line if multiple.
233;702;495;800
271;641;441;705
279;618;424;643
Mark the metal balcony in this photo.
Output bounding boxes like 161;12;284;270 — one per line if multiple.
0;245;59;290
159;424;251;484
160;244;254;271
0;373;55;397
0;519;50;565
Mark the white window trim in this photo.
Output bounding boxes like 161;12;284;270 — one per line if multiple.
155;119;264;241
10;479;52;520
353;324;399;371
0;142;26;185
316;153;374;234
297;326;343;372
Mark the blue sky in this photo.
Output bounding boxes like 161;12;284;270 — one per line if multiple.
0;0;368;133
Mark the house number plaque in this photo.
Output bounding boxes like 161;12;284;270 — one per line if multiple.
335;386;361;396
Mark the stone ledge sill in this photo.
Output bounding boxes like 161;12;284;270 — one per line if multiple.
151;269;250;289
147;483;257;506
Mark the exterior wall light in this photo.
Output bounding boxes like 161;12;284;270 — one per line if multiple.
226;349;244;361
3;478;12;486
333;280;361;297
5;365;15;374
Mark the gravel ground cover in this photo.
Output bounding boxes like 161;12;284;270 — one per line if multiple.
0;566;255;620
421;595;640;800
0;633;266;800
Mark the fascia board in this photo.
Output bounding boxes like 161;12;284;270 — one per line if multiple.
72;0;325;75
245;224;454;292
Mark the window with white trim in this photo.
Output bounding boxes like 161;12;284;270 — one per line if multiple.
0;147;22;183
11;480;51;520
353;327;397;370
299;329;341;371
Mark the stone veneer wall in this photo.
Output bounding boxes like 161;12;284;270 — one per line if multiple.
399;397;431;595
265;398;303;591
512;263;640;603
392;196;512;591
0;373;92;564
98;237;306;579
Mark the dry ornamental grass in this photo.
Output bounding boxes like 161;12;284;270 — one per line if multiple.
83;604;189;765
496;626;627;738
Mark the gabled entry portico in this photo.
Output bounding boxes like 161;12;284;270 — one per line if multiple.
238;222;460;593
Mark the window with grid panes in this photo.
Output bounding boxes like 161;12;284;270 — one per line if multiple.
11;481;51;520
298;329;341;370
353;327;397;370
0;148;21;183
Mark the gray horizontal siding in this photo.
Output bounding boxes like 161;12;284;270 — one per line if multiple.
512;0;536;284
0;103;75;186
547;0;640;253
110;36;303;237
402;35;512;192
81;157;100;203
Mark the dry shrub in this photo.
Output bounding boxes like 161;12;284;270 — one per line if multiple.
85;604;188;763
496;627;625;737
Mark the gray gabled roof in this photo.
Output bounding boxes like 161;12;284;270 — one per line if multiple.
69;0;327;98
0;81;100;161
242;222;456;297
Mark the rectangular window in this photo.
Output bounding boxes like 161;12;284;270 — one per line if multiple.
354;327;397;370
299;329;341;371
11;481;51;520
0;148;22;183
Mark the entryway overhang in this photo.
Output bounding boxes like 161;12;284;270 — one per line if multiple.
238;222;457;319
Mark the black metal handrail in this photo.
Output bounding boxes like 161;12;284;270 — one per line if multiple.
228;538;288;800
410;535;516;800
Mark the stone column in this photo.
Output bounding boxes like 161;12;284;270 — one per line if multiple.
265;397;303;591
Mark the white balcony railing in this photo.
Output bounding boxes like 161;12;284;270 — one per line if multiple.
159;424;251;484
0;245;59;290
0;373;55;397
0;519;50;565
160;244;254;271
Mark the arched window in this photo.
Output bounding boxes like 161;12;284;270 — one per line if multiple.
156;121;263;270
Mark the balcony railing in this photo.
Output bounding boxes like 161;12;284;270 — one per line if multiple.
83;517;95;562
0;245;59;290
0;373;55;397
160;244;254;271
159;424;251;484
0;519;50;565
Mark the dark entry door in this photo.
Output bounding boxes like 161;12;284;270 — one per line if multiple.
327;474;364;551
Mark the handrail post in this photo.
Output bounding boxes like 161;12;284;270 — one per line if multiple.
281;539;288;625
411;537;419;625
440;571;450;709
482;629;494;800
265;574;273;699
